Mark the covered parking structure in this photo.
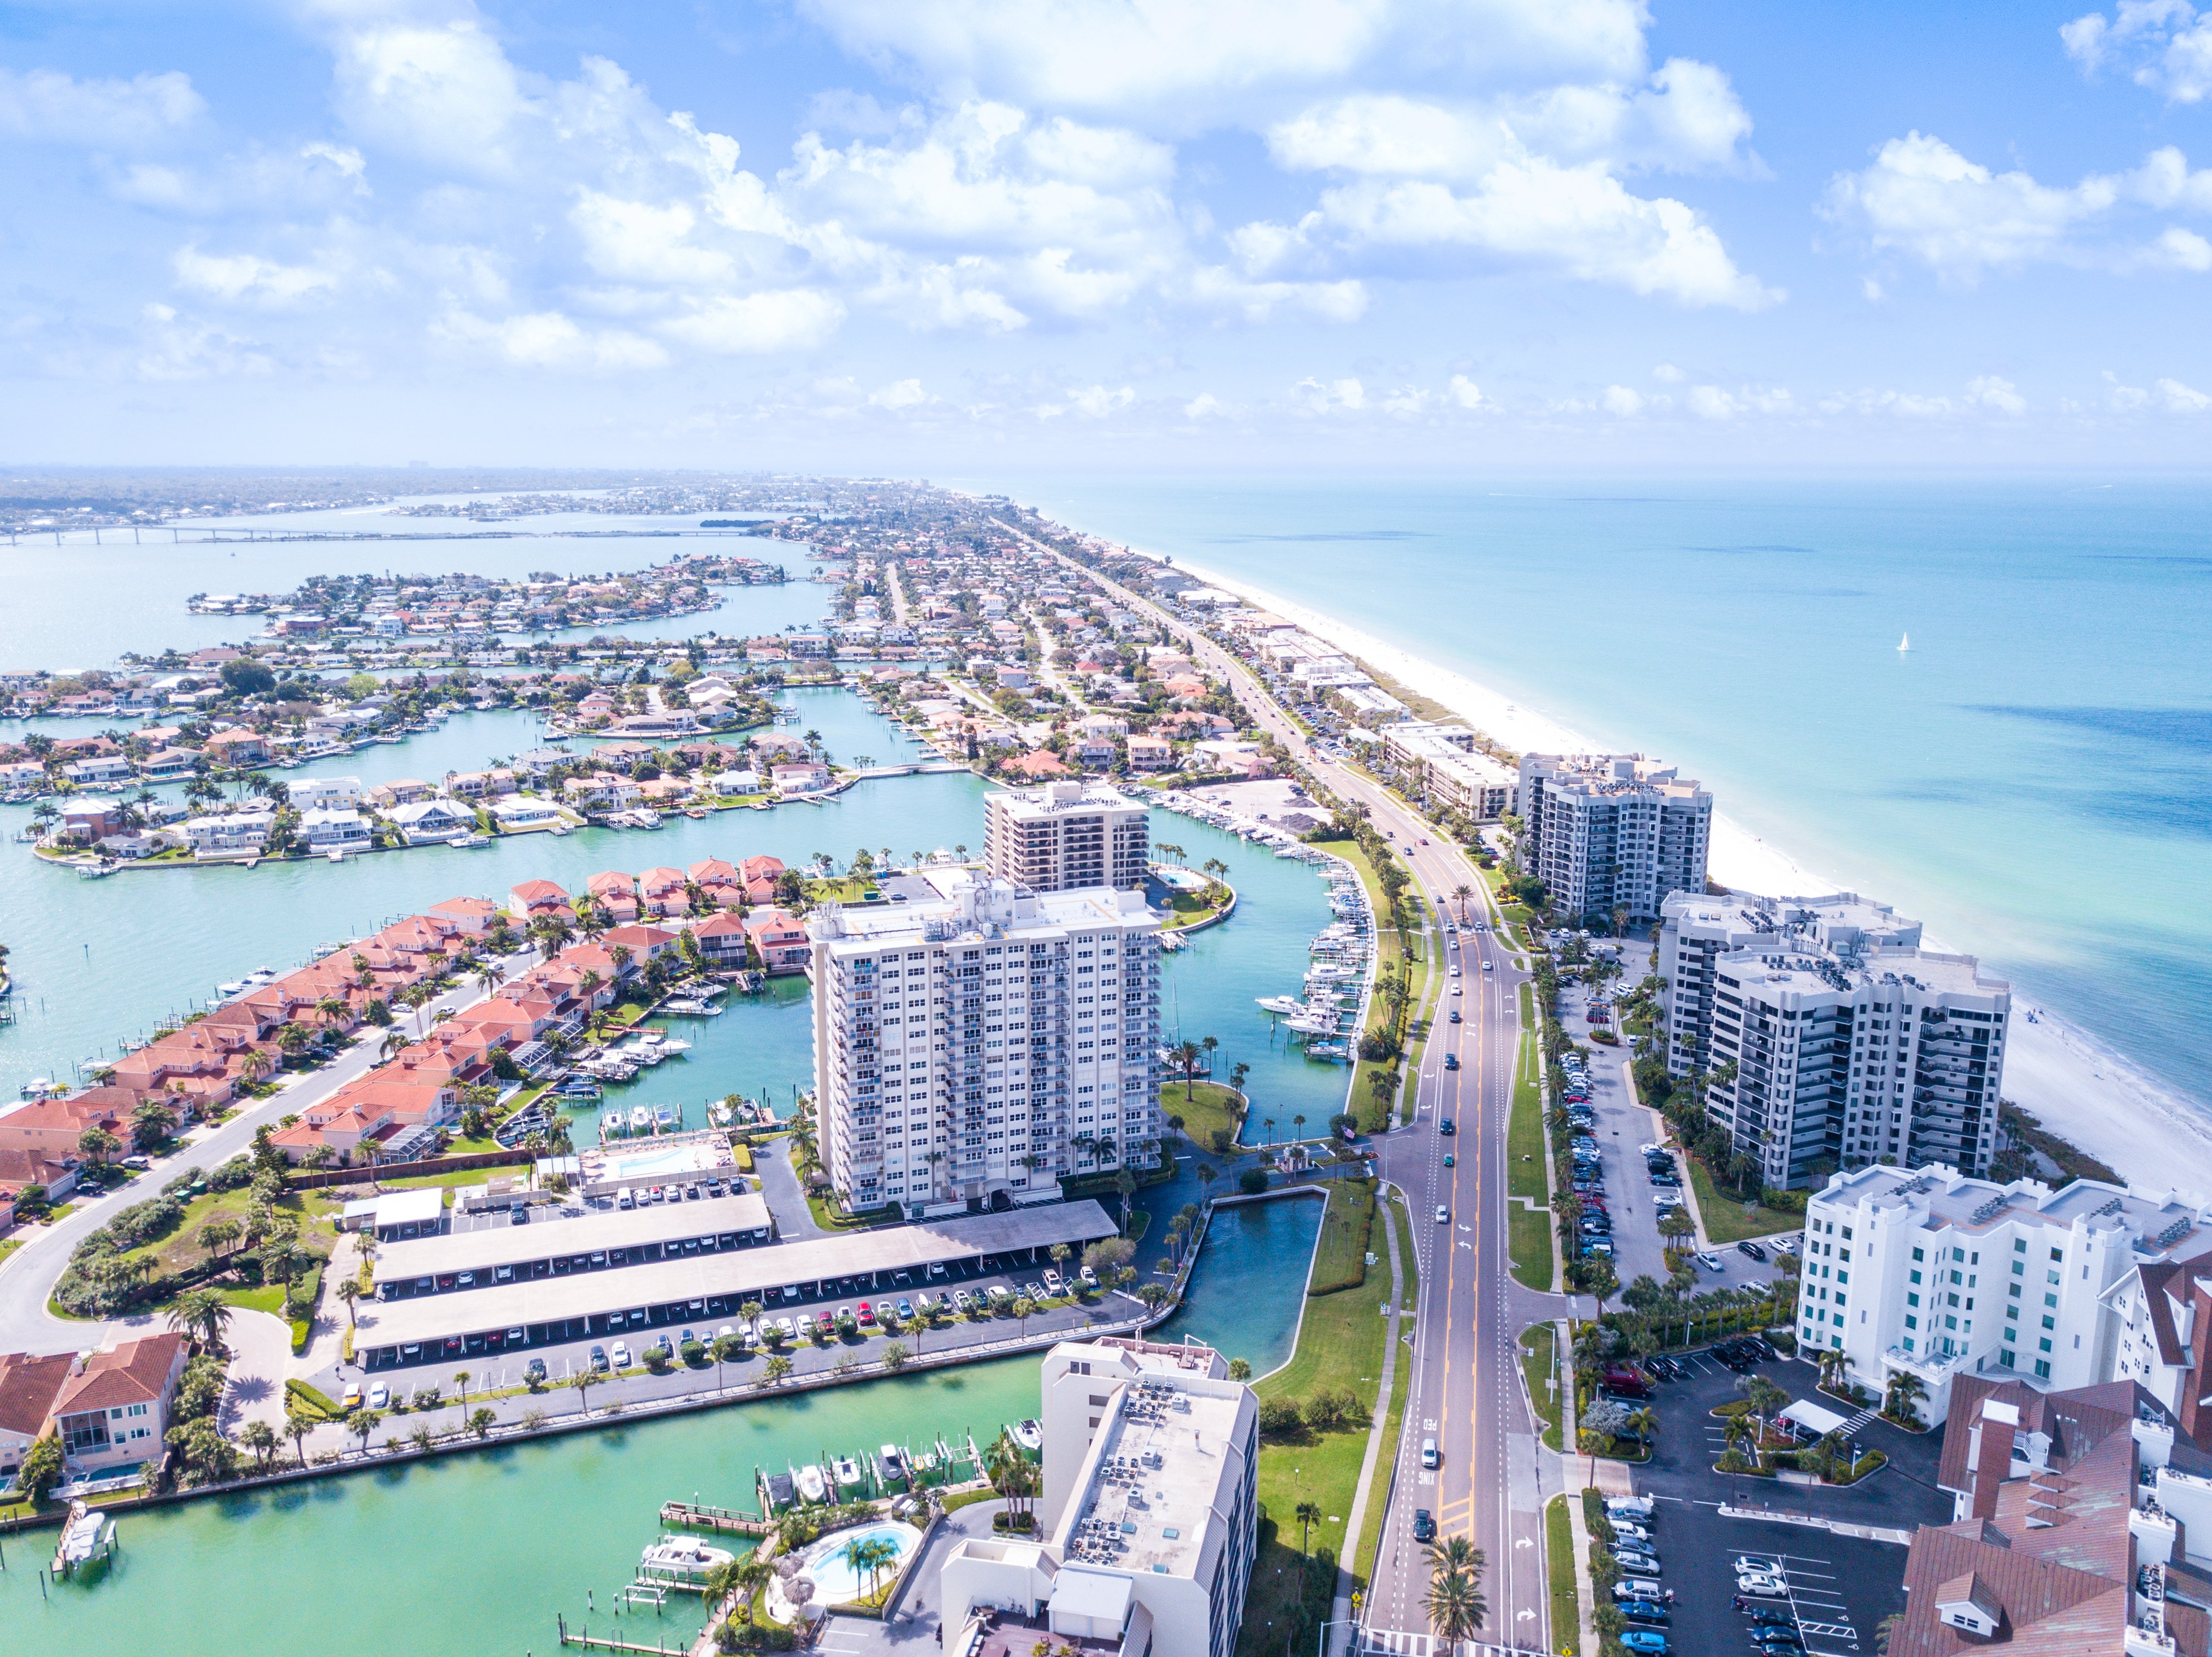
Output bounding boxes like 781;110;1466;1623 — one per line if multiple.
372;1192;775;1302
353;1199;1120;1369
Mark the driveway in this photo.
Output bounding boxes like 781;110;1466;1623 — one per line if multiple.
756;1134;826;1239
218;1308;295;1437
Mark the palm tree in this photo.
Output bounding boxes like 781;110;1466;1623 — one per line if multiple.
568;1368;598;1416
1422;1563;1487;1642
1174;1039;1202;1099
1452;882;1473;922
345;1406;383;1455
1012;1295;1036;1337
843;1533;900;1603
239;1419;280;1473
453;1370;471;1407
762;1353;794;1387
284;1405;317;1467
1294;1498;1323;1554
379;1029;408;1062
166;1286;234;1352
335;1277;362;1325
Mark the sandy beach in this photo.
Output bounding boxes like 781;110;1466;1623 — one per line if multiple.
1167;555;2212;1200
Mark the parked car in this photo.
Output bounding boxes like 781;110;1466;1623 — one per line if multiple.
610;1341;632;1368
1696;1250;1725;1272
1619;1602;1669;1626
1614;1549;1661;1574
1738;1239;1768;1261
1737;1573;1789;1598
525;1357;547;1383
1618;1633;1669;1655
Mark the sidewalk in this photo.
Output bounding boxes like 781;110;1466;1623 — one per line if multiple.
1333;1183;1409;1656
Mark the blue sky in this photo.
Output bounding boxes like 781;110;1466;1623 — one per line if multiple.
4;0;2212;468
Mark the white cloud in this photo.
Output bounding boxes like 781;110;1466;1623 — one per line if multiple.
1652;362;1683;381
868;378;930;409
2161;375;2212;409
329;18;537;177
1966;375;2027;414
172;246;341;306
1825;132;2212;280
1687;383;1791;419
1602;384;1644;415
1184;392;1225;418
1308;158;1778;309
436;306;669;371
570;194;735;287
0;67;204;146
1448;374;1485;408
2063;3;2212;102
661;291;846;354
135;302;271;380
2104;368;2150;409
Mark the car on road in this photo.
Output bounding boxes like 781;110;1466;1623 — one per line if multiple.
1448;1010;1461;1023
1444;1054;1460;1070
1435;1205;1450;1224
1412;1509;1436;1543
1421;1436;1439;1467
1697;1250;1725;1272
1451;984;1462;996
1442;1153;1453;1167
1481;960;1492;973
1439;1117;1455;1135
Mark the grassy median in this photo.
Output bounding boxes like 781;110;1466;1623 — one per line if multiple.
1546;1494;1582;1657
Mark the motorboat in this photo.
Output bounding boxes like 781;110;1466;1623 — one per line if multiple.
795;1463;829;1504
640;1537;735;1577
629;1105;653;1133
653;1104;680;1131
1011;1419;1044;1454
601;1111;627;1138
1256;995;1305;1016
656;1036;692;1056
832;1455;865;1491
878;1444;908;1485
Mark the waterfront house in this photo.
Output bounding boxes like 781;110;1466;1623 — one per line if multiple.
508;879;572;920
585;869;640;922
687;857;744;909
745;908;811;974
366;778;432;809
0;1351;76;1486
770;762;832;796
0;1092;128;1161
201;728;269;766
388;797;476;844
291;775;363;810
512;748;569;782
183;809;275;857
489;796;565;832
137;748;200;782
0;1148;79;1226
739;853;786;893
426;895;499;935
1125;734;1176;771
298;807;372;851
562;771;644;812
0;760;45;792
690;908;752;968
94;829;181;860
443;767;516;800
1003;749;1072;780
62;755;133;786
60;805;123;843
1072;736;1118;768
1192;739;1270;779
42;1333;188;1478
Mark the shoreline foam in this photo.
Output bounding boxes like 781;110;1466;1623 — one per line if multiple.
1155;552;2212;1199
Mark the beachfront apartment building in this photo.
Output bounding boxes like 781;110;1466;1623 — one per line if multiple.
937;1336;1259;1657
1380;721;1517;822
807;871;1161;1217
1797;1161;2208;1426
1515;753;1711;925
983;781;1150;893
1659;892;2011;1185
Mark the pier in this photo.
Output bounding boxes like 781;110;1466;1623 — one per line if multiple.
656;1500;770;1537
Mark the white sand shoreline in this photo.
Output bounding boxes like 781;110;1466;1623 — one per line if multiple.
1157;552;2212;1200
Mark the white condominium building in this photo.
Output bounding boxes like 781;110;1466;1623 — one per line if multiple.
1659;891;2010;1186
985;781;1151;892
807;872;1161;1218
1380;722;1518;822
937;1336;1260;1657
1515;753;1711;925
1799;1161;2206;1426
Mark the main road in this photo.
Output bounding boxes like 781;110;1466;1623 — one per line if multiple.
1034;531;1568;1652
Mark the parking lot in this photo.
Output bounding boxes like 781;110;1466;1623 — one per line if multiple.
1593;1342;1950;1657
1556;975;1773;1298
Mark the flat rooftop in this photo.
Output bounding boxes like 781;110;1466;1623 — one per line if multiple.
373;1191;771;1286
354;1199;1118;1352
1821;1164;2204;1249
1055;1367;1250;1583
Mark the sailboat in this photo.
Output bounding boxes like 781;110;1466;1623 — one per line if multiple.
1897;632;1911;653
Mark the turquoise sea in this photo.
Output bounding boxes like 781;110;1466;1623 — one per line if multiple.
989;473;2212;1126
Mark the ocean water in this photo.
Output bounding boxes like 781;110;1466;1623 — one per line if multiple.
1001;473;2212;1126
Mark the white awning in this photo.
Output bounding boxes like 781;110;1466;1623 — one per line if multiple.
1778;1398;1852;1438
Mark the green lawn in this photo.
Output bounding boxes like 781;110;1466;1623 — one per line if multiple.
1356;1191;1419;1593
376;1168;491;1191
1521;1322;1563;1451
1688;1159;1803;1242
1508;985;1548;1204
0;1237;23;1271
1510;1204;1555;1292
1235;1190;1399;1657
1546;1494;1582;1657
1306;1176;1377;1295
1164;1078;1246;1152
118;1183;342;1290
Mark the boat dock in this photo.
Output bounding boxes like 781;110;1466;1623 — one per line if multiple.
657;1500;770;1537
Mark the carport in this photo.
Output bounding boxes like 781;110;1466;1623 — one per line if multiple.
1777;1398;1852;1440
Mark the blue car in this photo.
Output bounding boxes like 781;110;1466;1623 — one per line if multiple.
1620;1634;1670;1656
1620;1602;1669;1626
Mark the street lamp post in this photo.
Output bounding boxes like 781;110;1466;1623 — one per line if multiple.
1315;1616;1361;1657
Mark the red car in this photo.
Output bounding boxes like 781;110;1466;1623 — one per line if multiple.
858;1302;876;1325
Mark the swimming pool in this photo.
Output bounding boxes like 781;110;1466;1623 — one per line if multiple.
768;1520;922;1616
